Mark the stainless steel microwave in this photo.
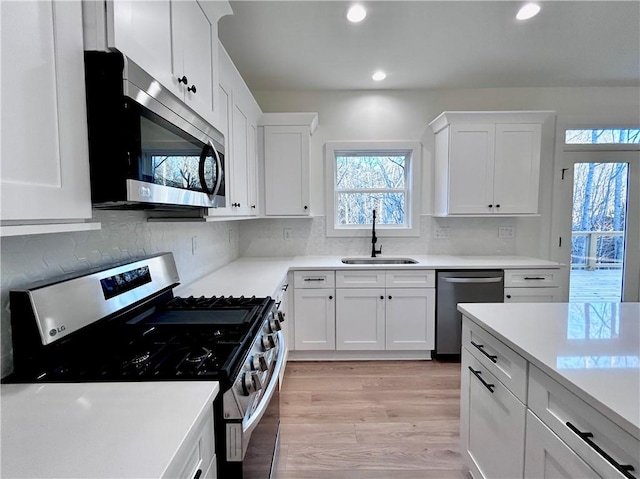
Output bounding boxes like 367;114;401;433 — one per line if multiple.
84;51;225;210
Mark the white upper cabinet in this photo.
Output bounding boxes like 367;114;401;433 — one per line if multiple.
260;113;318;216
430;111;554;216
90;0;231;129
170;1;216;125
207;43;262;217
1;0;95;232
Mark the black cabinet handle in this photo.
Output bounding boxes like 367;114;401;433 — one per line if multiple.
188;84;197;94
304;278;325;282
524;276;545;280
468;366;495;393
470;340;498;363
275;301;282;309
178;75;188;84
193;469;202;479
566;422;636;479
251;205;256;208
232;202;241;207
282;284;289;291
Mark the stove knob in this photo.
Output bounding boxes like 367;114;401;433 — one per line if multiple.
251;353;268;372
277;311;286;322
261;333;276;351
269;317;282;332
241;371;263;395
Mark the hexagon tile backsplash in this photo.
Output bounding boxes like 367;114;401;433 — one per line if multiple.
0;210;239;378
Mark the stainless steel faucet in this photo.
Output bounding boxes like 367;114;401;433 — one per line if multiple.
371;209;382;258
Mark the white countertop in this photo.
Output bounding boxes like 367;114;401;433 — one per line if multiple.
1;381;219;479
458;302;640;439
176;254;562;297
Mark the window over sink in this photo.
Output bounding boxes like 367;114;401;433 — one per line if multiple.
325;141;421;237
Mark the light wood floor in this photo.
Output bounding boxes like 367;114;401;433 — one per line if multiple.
276;360;469;479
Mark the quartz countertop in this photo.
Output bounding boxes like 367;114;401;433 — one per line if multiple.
1;381;219;478
458;302;640;439
175;255;562;298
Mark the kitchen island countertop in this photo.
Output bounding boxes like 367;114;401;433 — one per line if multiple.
176;254;562;297
1;381;219;478
458;301;640;439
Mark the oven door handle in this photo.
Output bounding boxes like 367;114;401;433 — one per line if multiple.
243;331;284;437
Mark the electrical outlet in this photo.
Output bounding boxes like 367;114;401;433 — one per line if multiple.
433;226;450;239
283;228;292;240
498;226;515;239
191;236;198;255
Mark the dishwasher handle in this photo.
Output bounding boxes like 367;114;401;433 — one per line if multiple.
441;276;503;284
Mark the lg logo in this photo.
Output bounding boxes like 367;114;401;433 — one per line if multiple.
49;326;66;337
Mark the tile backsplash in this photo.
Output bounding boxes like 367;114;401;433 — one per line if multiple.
239;216;517;257
0;210;239;378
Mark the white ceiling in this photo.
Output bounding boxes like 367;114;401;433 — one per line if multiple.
218;1;640;91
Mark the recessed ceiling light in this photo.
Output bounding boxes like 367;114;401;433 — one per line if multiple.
347;5;366;23
372;71;386;81
516;3;541;20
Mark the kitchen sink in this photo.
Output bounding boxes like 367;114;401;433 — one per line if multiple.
341;257;418;265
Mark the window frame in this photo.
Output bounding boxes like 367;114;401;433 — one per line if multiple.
325;141;421;238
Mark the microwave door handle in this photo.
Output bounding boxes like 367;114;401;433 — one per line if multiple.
198;141;222;196
211;141;223;197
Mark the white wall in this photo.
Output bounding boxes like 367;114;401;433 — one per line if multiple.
248;86;639;261
0;210;240;378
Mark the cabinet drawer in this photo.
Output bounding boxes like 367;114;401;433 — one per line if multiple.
461;350;526;479
528;365;639;479
162;410;214;479
504;287;560;303
294;271;335;289
504;269;560;287
336;270;385;288
385;270;435;288
525;410;601;479
462;320;528;402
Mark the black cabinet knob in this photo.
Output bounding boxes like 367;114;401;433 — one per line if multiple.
506;294;512;299
304;205;308;210
329;295;333;300
178;75;188;84
380;295;384;300
251;205;256;209
388;295;392;300
188;85;197;94
496;204;501;208
488;204;493;208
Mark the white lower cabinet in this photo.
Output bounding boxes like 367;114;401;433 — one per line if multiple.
525;411;601;479
293;272;335;350
385;288;435;350
504;269;562;302
461;349;526;479
336;288;385;350
461;315;639;479
162;408;215;479
335;270;435;352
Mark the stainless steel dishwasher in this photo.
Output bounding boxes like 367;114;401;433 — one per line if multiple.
436;270;504;357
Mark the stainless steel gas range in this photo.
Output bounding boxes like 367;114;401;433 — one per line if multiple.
5;253;283;479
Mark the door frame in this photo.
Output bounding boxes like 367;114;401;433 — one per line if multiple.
552;147;640;302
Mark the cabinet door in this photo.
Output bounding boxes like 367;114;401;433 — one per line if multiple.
109;1;172;89
264;126;310;216
504;287;561;303
525;411;601;479
293;289;335;350
448;124;495;214
336;289;385;350
493;124;541;214
385;288;435;350
461;350;526;479
248;123;259;214
230;101;250;215
1;0;91;221
172;0;215;125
